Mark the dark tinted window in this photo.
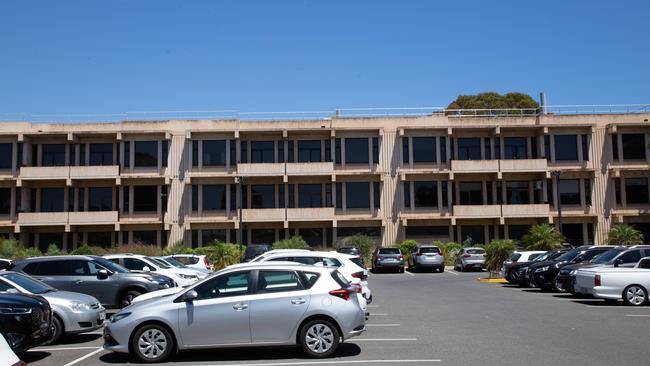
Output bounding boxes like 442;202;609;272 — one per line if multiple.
89;143;113;166
413;181;437;207
134;141;158;167
204;184;227;210
507;253;522;261
133;186;158;212
558;179;581;205
622;134;646;160
419;247;440;254
122;258;151;271
581;249;610;262
345;138;369;164
412;137;436;163
194;271;250;299
300;272;320;289
298;140;321;162
42;144;66;166
298;184;322;208
459;182;482;205
625;178;649;204
0;188;10;214
251;228;275;245
25;260;69;275
133;231;157;245
504;137;527;159
554;135;578;161
257;270;304;293
378;248;401;254
251;141;274;163
202;229;227;244
402;137;410;163
457;138;481;160
618;250;642;264
0;144;12;169
506;181;529;204
593;249;625;264
461;225;485;244
467;249;485;254
86;232;112;247
88;187;112;211
250;185;275;208
203;140;227;166
346;182;370;209
41;188;64;212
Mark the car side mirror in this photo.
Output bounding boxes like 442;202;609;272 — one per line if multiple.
97;269;109;280
142;266;151;272
6;288;19;294
182;290;198;302
614;259;623;267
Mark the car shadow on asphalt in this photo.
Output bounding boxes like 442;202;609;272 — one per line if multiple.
58;333;103;345
570;300;622;306
99;343;362;363
20;351;51;363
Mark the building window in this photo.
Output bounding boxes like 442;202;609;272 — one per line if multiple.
88;187;112;211
484;138;492;160
373;181;380;208
441;181;449;208
622;134;646;160
558;179;581;205
457;138;481;160
300;228;323;247
240;141;248;163
345;182;370;209
625;178;649;204
89;143;113;166
251;141;275;163
123;142;131;168
287;140;294;163
614;178;622;205
191;184;198;212
508;225;531;244
298;140;321;162
403;182;411;209
133;186;158;212
584;179;592;205
412;137;436;163
581;135;589;161
461;225;485;245
611;134;619;160
372;137;379;164
335;183;342;209
0;144;12;169
277;141;284;163
402;137;410;164
405;226;449;239
505;181;529;204
251;229;275;245
230;140;237;166
503;137;527;159
192;140;199;167
42;144;66;166
203;184;227;211
562;224;583;247
345;138;369;164
86;232;112;248
40;188;64;212
134;141;158;167
325;140;332;162
413;181;437;208
298;184;322;208
554;135;578;161
459;182;483;205
0;188;10;214
202;229;227;244
133;231;157;246
203;140;227;166
250;185;275;208
337;226;380;238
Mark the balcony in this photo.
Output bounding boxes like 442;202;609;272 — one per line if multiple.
185;211;233;223
237;163;285;177
335;164;382;176
68;211;119;225
119;213;163;224
450;160;499;173
453;205;501;218
17;212;68;226
499;159;547;173
19;166;69;181
501;204;550;218
242;208;285;222
70;165;120;180
336;208;381;220
286;207;335;221
286;162;334;176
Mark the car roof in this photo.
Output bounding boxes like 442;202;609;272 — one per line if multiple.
416;245;439;248
224;262;322;272
103;253;147;258
14;255;97;262
463;247;485;250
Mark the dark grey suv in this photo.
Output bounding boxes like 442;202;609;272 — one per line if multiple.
12;255;175;308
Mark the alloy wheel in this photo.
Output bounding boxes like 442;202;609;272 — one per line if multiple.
625;286;646;306
305;323;334;353
138;328;168;359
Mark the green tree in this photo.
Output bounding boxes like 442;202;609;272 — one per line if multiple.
273;236;308;250
45;244;64;256
607;224;644;245
439;241;462;266
522;224;564;250
484;239;516;278
341;234;375;266
446;92;539;115
398;240;419;263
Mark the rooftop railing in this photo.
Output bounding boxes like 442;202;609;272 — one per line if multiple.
0;104;648;124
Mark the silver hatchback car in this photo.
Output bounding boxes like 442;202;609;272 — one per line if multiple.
104;263;366;362
408;245;445;272
454;247;486;272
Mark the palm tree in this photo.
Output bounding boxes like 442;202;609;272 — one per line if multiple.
607;224;644;246
522;224;564;250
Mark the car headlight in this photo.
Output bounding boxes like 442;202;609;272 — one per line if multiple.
70;302;93;312
570;270;577;275
177;273;197;280
110;312;131;323
0;307;32;315
534;266;549;273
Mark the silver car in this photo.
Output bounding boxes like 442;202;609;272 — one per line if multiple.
454;247;486;272
408;245;445;272
104;263;366;362
0;271;105;344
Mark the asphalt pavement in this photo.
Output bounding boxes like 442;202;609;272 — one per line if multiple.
22;268;650;366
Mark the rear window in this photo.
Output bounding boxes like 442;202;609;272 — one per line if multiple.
528;253;542;261
419;247;440;254
174;256;199;265
300;271;321;289
330;270;350;288
467;249;485;255
378;248;401;254
508;253;522;261
349;257;365;269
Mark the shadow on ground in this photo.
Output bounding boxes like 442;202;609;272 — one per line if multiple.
19;351;50;363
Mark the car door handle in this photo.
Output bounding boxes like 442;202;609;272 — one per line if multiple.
74;280;83;284
232;303;248;311
291;298;306;305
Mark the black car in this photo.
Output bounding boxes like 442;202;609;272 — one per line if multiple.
0;293;53;352
337;246;361;257
529;246;613;291
504;249;568;286
244;244;272;262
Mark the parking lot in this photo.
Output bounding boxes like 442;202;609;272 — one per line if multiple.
22;268;650;366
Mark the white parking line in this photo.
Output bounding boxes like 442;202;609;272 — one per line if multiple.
353;338;418;341
444;270;458;276
369;313;388;316
404;271;415;277
625;314;650;317
63;348;103;366
367;305;380;308
33;346;102;351
206;360;440;366
365;323;400;327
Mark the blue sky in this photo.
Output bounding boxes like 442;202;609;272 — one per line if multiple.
0;0;648;116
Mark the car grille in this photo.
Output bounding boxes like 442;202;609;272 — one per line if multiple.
90;303;100;310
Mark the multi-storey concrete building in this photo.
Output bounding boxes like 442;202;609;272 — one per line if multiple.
0;110;649;251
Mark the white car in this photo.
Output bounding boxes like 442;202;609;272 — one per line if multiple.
1;332;23;366
165;254;213;273
574;256;650;306
104;254;200;287
154;257;209;279
251;251;373;305
503;251;547;269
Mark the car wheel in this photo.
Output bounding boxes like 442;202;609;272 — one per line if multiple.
131;323;174;363
554;279;566;293
623;285;648;306
43;315;64;345
299;319;340;358
121;290;143;307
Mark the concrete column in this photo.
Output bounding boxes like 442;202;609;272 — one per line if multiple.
37;144;42;166
11;142;17;176
482;180;488;205
577;135;584;163
129;186;134;215
447;181;453;208
408;137;413;168
542;179;548;203
437;180;443;212
409;181;414;212
341;138;346;167
479;138;485;160
342;183;347;214
225;183;231;213
582;223;589;245
10;187;16;220
453;138;458;161
552;176;558;208
549;134;556;163
369;181;375;213
198;185;203;214
368;137;373;167
621;177;627;206
526;137;533;159
435;136;441;166
579;178;586;208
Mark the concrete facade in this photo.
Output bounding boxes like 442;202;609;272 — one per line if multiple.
0;112;649;249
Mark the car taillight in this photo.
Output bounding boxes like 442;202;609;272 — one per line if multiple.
398;255;404;260
203;257;211;270
350;284;363;293
416;252;423;256
463;254;471;258
594;274;601;287
329;288;352;301
351;271;368;280
377;256;384;260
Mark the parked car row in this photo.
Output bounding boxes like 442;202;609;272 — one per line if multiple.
503;245;650;306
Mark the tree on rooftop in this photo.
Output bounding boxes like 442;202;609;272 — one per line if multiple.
446;92;539;115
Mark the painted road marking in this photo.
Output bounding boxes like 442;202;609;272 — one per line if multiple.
404;271;416;277
353;338;418;341
625;314;650;317
63;348;104;366
204;360;440;366
33;346;102;351
365;323;401;327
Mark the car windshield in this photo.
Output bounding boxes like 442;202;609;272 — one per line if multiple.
0;272;54;294
592;248;625;264
419;247;440;254
467;249;485;254
379;248;401;254
580;249;609;262
148;257;171;268
92;257;129;273
533;252;553;262
507;253;522;261
555;249;582;262
162;257;187;268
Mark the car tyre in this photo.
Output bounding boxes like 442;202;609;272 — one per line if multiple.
121;289;143;308
299;319;340;358
554;278;566;293
623;285;648;306
43;315;64;345
131;323;174;363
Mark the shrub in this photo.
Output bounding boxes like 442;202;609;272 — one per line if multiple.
341;234;375;266
607;224;644;245
45;244;65;256
196;242;245;270
71;244;107;256
522;224;564;250
0;238;20;259
14;247;42;259
398;240;418;263
484;239;516;278
273;236;308;250
439;241;462;266
105;244;161;257
162;242;195;256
